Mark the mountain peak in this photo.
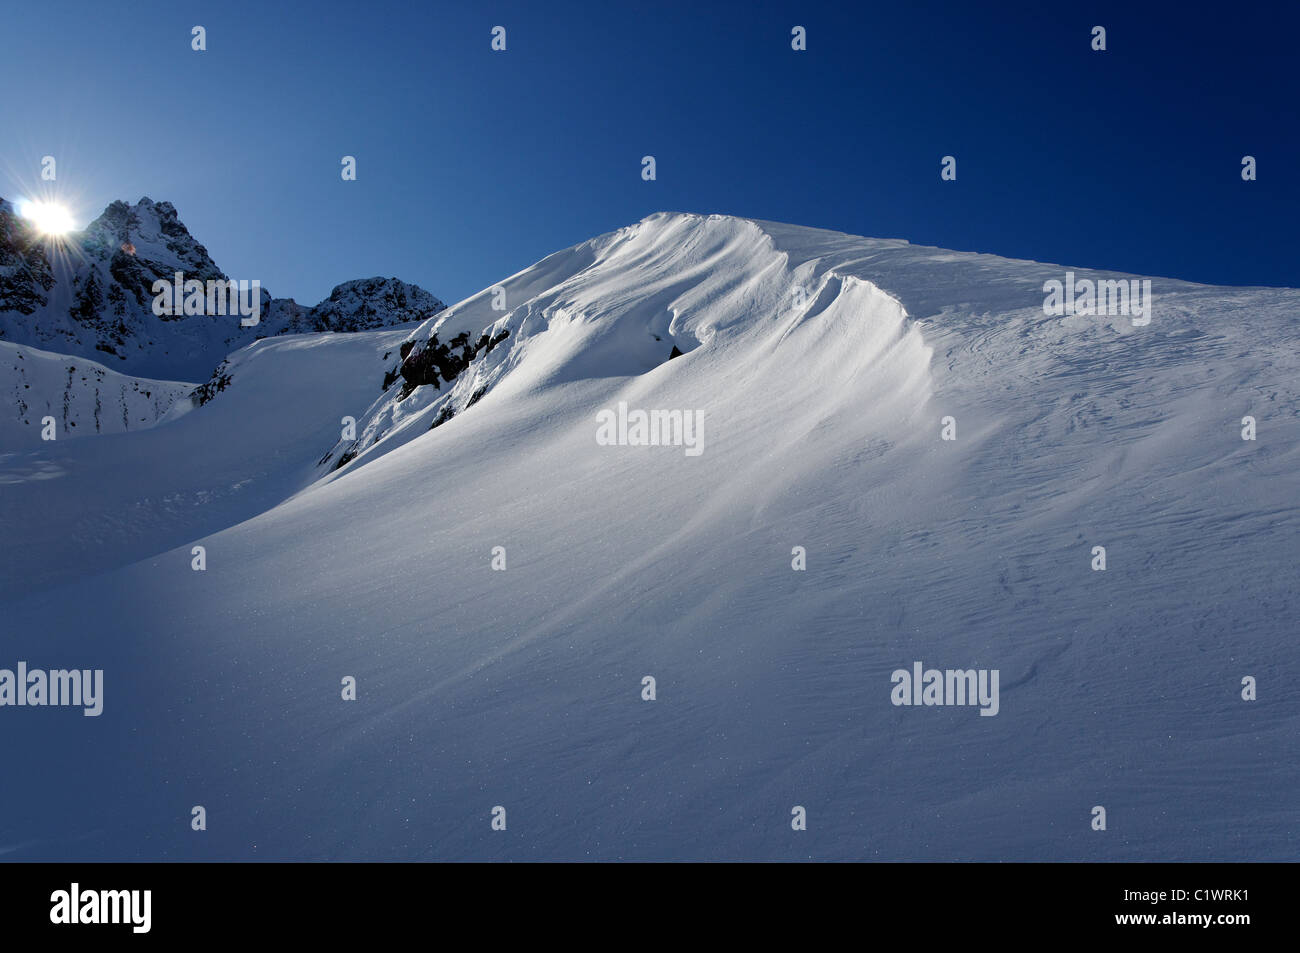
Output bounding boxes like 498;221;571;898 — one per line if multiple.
0;196;445;379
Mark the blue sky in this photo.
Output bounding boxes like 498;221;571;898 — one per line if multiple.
2;0;1296;304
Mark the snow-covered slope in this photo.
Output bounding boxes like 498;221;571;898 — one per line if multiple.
0;328;408;599
0;340;192;447
0;197;445;380
2;213;1296;862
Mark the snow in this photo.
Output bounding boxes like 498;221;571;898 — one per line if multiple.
0;197;444;381
0;341;193;448
1;212;1296;861
0;328;409;601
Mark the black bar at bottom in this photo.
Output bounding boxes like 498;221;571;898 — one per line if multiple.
0;862;1285;940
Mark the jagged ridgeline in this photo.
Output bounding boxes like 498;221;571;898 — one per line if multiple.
0;197;446;382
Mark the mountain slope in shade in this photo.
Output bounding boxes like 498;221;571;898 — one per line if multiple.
1;212;1296;862
0;328;408;599
0;197;445;380
0;340;193;447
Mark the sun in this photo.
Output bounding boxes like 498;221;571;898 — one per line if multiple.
18;199;76;236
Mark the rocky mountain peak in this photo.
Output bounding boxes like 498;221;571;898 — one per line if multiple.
0;196;445;380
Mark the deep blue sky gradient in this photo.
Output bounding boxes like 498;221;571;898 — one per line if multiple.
2;0;1296;304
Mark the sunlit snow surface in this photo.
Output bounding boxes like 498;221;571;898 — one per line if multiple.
1;213;1297;860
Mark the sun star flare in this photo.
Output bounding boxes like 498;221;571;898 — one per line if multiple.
18;199;75;236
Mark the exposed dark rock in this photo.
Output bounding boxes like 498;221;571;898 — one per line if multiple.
429;404;456;430
190;359;234;407
1;197;447;379
69;272;105;325
395;327;508;402
476;328;510;355
0;201;56;316
331;444;359;471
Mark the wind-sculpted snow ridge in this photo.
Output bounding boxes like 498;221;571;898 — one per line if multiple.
2;212;1298;862
317;212;932;475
